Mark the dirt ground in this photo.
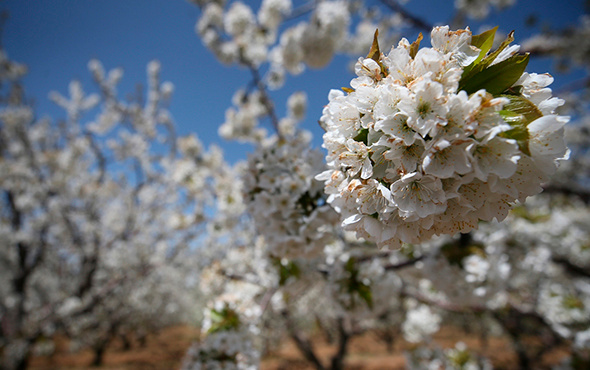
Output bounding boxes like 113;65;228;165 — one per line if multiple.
28;325;570;369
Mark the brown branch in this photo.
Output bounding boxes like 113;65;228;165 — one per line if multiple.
552;256;590;279
282;310;326;370
542;184;590;204
378;0;433;32
383;255;425;271
330;317;350;370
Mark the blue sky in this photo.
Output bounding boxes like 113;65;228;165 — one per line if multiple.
2;0;586;163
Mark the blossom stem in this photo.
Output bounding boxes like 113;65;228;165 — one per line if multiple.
247;63;283;138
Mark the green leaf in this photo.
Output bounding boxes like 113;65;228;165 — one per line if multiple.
343;258;373;309
471;26;498;50
356;283;373;309
276;259;301;286
460;30;522;94
207;305;241;334
478;31;515;71
469;26;498;66
498;93;543;156
510;204;550;222
460;53;529;95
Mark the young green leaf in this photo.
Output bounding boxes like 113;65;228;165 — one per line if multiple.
207;305;241;334
468;26;498;66
460;53;529;95
478;31;515;70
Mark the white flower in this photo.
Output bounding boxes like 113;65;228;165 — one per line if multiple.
391;172;447;219
399;78;447;137
527;115;570;174
431;26;480;66
471;136;520;180
339;139;373;179
422;138;472;178
375;112;417;145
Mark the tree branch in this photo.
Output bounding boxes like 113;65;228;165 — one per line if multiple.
281;310;326;370
330;317;350;370
378;0;433;32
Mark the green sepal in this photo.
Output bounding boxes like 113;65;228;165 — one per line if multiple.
460;53;529;95
353;128;369;145
342;87;355;94
498;94;543;156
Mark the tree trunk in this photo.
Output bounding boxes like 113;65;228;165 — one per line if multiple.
14;351;31;370
121;333;132;351
92;341;108;367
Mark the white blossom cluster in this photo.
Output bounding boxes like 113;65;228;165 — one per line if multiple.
195;0;402;90
182;303;259;370
318;26;569;248
401;301;441;343
197;0;292;67
242;130;339;258
420;234;512;308
183;242;273;370
219;89;269;143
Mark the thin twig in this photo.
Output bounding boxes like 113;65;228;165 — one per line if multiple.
378;0;433;32
247;63;283;138
281;310;326;370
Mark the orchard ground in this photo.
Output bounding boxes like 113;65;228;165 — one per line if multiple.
29;324;570;369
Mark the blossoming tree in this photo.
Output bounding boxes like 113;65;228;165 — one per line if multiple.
182;0;589;369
